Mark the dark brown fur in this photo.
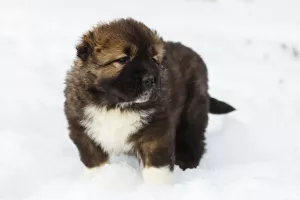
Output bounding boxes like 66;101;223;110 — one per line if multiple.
64;18;234;173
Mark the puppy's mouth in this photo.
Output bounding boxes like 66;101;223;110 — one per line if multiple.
114;89;154;108
92;74;160;106
94;85;155;107
128;89;153;104
96;86;128;102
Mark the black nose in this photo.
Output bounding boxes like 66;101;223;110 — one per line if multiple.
142;74;155;88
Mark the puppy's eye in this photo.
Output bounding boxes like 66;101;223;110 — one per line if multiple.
116;56;130;65
152;57;159;64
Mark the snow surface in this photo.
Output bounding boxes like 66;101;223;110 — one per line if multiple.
1;0;300;199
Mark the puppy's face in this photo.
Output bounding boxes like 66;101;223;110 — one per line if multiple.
76;19;165;105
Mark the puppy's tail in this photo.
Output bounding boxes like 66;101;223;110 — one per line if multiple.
209;97;236;114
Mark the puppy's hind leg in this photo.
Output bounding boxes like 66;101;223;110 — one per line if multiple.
175;95;208;170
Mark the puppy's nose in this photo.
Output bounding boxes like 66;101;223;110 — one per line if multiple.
142;74;155;88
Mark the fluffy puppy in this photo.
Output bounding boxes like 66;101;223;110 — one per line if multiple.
64;18;235;184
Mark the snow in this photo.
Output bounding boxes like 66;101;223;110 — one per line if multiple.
1;0;300;199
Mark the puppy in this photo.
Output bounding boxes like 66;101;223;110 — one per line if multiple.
64;18;235;184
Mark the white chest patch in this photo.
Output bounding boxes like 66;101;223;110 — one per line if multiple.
81;105;153;154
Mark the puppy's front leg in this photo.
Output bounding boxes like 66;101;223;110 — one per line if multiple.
139;134;174;184
69;124;109;176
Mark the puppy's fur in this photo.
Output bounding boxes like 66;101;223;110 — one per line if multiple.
64;18;235;184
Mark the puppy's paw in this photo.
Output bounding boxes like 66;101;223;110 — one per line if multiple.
82;166;103;180
142;166;173;185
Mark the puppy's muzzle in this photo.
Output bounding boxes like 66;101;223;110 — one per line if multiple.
96;80;127;101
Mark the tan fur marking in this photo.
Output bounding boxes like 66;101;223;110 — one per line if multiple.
95;45;128;65
141;140;159;167
154;43;165;63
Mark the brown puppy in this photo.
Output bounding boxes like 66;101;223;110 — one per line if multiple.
64;18;235;184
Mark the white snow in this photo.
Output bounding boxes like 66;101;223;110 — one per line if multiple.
1;0;300;199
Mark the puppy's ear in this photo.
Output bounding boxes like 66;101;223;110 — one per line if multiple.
76;31;95;61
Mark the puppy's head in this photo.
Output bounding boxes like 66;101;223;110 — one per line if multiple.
76;18;165;105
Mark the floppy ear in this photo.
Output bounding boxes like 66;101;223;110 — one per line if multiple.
76;32;94;61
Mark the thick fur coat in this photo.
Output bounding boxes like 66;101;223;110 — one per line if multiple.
64;18;235;184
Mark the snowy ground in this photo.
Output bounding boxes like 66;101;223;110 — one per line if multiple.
1;0;300;199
